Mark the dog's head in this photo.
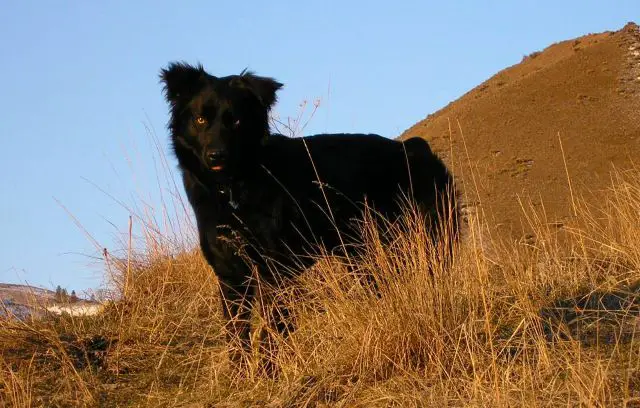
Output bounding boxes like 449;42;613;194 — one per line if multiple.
160;62;283;175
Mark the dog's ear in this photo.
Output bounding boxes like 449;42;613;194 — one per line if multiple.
159;62;208;104
234;71;283;109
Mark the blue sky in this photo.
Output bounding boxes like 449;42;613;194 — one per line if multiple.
0;1;636;293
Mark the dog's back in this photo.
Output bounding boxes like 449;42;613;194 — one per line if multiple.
262;133;454;215
250;133;457;259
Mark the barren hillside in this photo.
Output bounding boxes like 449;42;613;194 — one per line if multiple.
401;22;640;240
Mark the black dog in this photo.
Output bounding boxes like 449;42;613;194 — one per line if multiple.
160;62;458;369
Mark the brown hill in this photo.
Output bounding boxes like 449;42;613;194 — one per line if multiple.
401;22;640;241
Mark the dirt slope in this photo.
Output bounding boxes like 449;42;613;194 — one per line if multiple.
401;22;640;240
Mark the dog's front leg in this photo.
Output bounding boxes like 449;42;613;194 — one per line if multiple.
257;288;294;377
199;228;256;371
217;271;255;370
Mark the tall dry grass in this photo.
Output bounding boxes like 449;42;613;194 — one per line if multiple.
1;113;640;406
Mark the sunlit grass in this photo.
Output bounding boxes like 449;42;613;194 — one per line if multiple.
2;116;639;406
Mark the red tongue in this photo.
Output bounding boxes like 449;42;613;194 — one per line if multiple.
211;165;223;171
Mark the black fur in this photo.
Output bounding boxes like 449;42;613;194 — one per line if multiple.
159;62;459;370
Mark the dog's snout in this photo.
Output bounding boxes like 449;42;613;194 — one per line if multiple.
206;151;222;162
205;150;226;170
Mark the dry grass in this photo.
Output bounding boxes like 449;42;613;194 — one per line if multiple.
2;123;640;407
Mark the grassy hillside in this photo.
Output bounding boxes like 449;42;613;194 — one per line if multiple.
1;164;640;406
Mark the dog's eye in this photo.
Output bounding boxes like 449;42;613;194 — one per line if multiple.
222;110;239;129
195;116;207;126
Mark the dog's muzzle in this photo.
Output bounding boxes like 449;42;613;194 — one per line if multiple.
205;150;226;171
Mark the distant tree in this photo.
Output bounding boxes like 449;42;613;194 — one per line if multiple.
54;285;63;302
70;290;79;303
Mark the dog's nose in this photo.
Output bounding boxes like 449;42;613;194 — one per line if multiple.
206;151;222;163
205;150;226;170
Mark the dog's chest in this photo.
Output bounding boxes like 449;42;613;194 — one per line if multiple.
217;189;288;250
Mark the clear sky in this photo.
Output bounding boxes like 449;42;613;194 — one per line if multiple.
0;1;636;293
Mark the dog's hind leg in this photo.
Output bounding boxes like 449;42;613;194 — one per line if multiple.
337;240;384;297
